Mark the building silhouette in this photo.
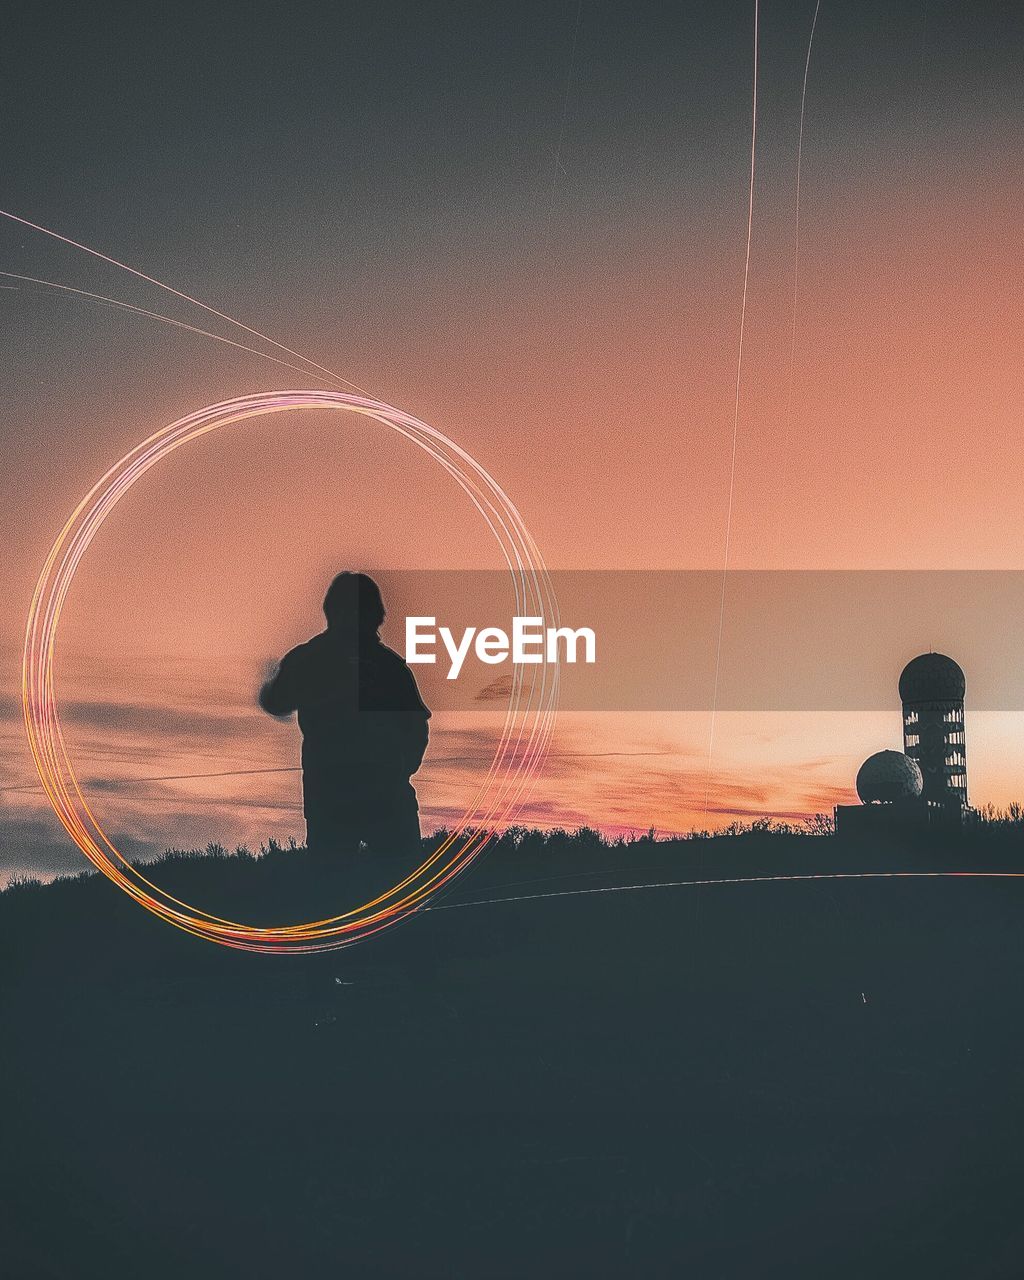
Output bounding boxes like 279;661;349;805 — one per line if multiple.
835;653;971;836
899;652;968;808
856;749;923;804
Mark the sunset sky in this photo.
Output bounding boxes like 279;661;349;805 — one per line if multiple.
2;0;1023;881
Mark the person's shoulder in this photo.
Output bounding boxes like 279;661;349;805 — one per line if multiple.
376;642;410;668
281;633;328;666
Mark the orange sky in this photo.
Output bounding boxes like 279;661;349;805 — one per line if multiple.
2;114;1022;880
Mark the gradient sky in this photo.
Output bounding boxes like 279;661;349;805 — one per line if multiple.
2;1;1023;880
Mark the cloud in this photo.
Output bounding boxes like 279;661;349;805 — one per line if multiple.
63;700;249;739
475;673;513;702
0;689;252;744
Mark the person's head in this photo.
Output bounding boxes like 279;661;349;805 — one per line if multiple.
323;572;385;637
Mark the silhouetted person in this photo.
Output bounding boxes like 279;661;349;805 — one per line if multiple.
259;573;430;856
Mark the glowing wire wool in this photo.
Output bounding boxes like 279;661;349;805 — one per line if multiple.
22;390;560;952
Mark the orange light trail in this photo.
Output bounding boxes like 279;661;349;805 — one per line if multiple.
23;390;560;952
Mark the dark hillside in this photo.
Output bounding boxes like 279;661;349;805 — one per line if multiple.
3;825;1024;1278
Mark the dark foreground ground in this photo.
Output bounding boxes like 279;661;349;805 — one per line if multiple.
3;828;1024;1278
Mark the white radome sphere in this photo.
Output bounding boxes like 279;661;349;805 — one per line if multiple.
856;750;923;803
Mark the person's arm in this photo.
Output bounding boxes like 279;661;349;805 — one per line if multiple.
258;652;300;718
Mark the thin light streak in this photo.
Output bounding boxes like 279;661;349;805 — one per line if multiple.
0;270;339;386
704;0;760;820
0;208;366;393
432;869;1024;912
784;0;822;432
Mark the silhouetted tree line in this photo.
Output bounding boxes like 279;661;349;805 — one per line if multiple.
7;803;1024;900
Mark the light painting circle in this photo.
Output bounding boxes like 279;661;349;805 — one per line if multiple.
23;391;559;952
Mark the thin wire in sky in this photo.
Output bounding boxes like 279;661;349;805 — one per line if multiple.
0;750;685;796
704;0;760;822
0;207;366;394
783;0;822;432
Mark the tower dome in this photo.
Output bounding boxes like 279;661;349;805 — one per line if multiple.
856;750;923;804
898;653;966;703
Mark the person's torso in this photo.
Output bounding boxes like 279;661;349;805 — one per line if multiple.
289;633;418;773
